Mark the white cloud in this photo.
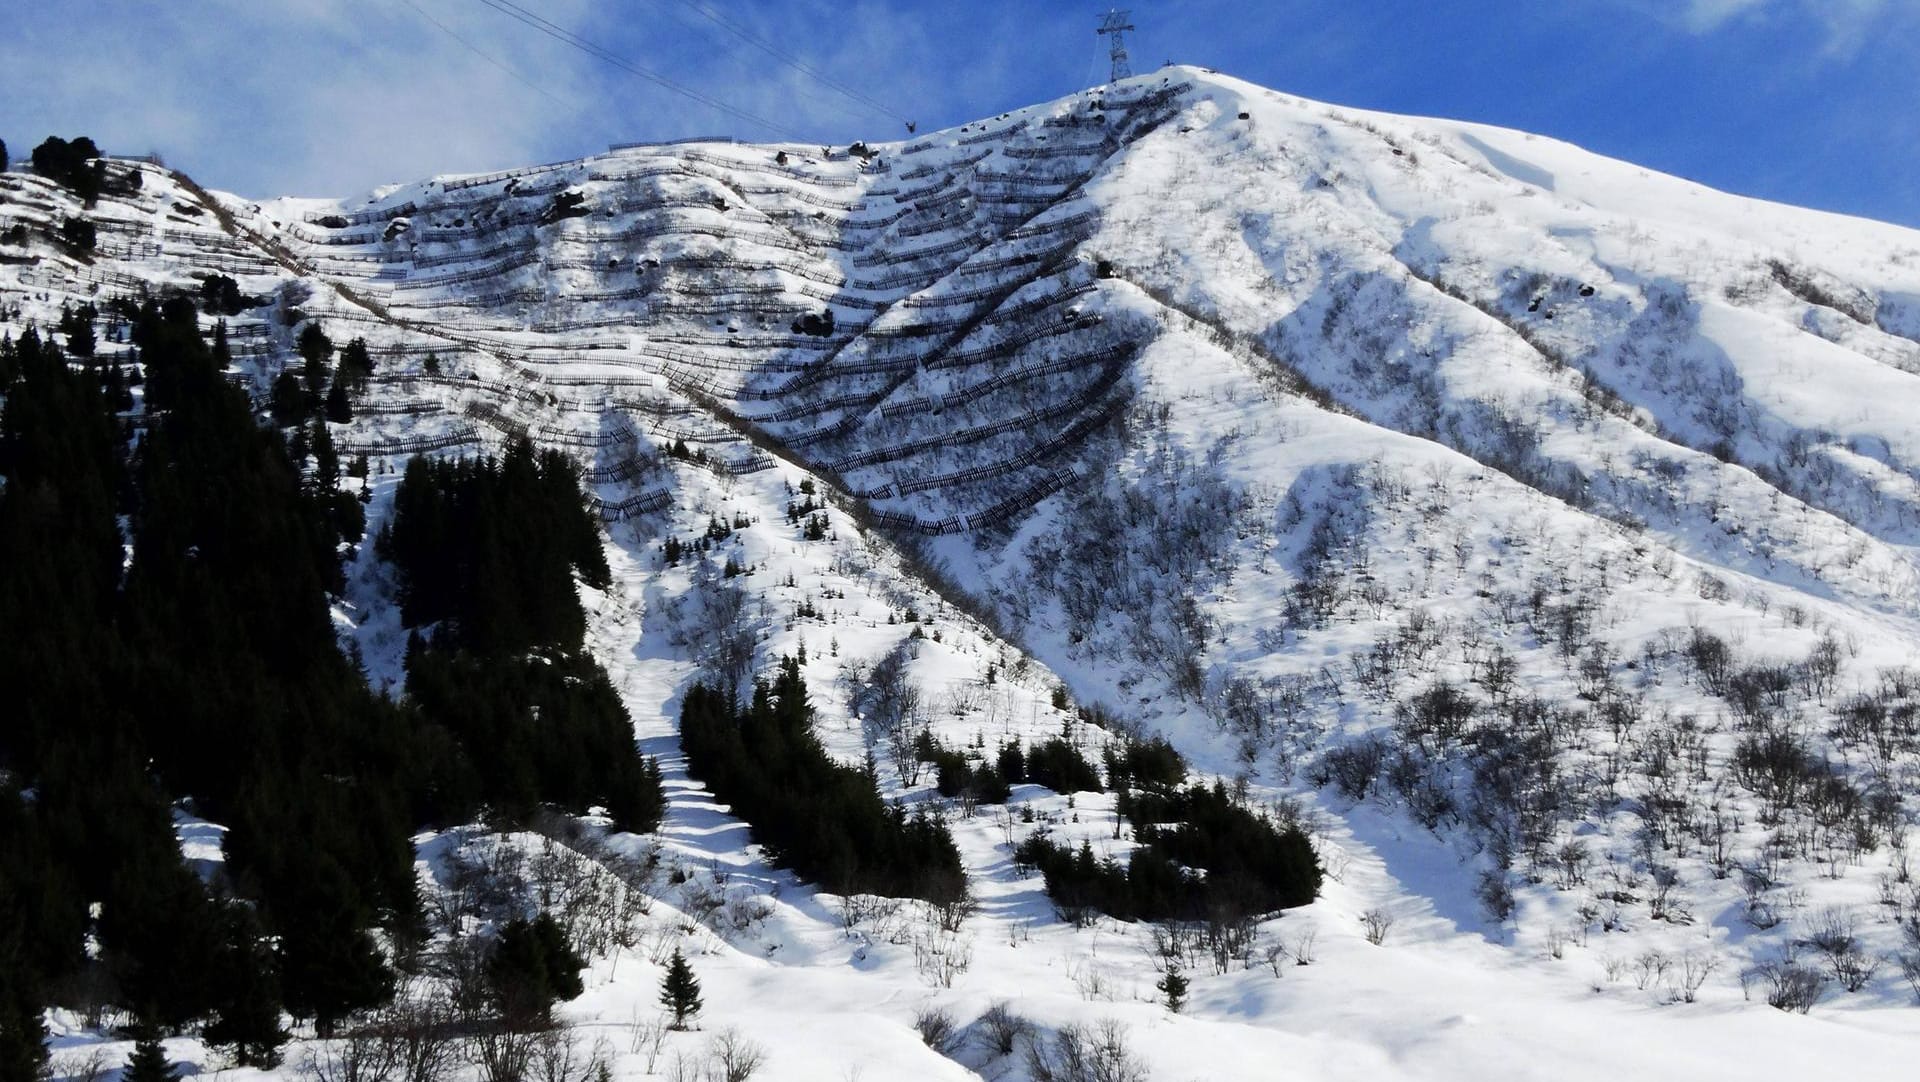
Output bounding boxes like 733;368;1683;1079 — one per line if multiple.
1656;0;1913;54
0;0;1087;197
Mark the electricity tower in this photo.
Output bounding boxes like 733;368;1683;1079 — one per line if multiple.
1097;9;1135;84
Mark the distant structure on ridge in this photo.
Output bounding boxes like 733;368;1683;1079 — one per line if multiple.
1097;9;1135;83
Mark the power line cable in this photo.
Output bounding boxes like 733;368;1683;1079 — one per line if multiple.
401;0;574;109
470;0;801;139
670;0;913;127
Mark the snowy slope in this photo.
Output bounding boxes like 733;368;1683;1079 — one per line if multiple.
9;65;1920;1079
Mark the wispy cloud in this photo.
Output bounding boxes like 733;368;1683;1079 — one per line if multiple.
0;0;1079;197
1647;0;1913;55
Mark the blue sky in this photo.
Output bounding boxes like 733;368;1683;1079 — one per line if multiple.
3;0;1918;226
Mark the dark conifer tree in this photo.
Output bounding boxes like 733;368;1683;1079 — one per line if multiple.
488;914;584;1028
324;375;352;423
202;903;289;1067
270;371;306;427
1157;967;1188;1013
659;948;702;1030
122;1029;178;1082
337;337;374;391
298;324;333;400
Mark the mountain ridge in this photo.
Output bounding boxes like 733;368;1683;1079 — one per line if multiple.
7;64;1920;1080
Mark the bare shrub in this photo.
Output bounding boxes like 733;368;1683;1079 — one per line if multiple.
1633;950;1671;992
529;1030;610;1082
707;1029;766;1082
1667;951;1718;1003
383;990;460;1082
303;1024;401;1082
976;1002;1034;1059
1360;908;1396;946
51;1048;113;1082
1021;1019;1149;1082
913;1005;964;1056
627;1012;670;1074
1745;951;1826;1014
1804;907;1879;991
1898;950;1920;1003
1287;928;1318;966
467;1025;539;1082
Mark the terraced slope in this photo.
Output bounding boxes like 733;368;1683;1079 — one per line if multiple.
10;68;1920;1071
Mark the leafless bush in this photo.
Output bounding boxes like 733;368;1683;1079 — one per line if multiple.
1286;928;1318;966
1262;939;1289;977
1360;908;1396;946
707;1029;766;1082
1744;949;1826;1013
913;926;973;988
1667;952;1718;1003
1898;950;1920;1003
529;1030;610;1082
1320;737;1387;799
835;893;904;938
1544;926;1570;961
304;1028;401;1082
1067;959;1114;1001
722;893;775;935
1021;1019;1149;1082
51;1048;113;1082
1633;950;1671;992
467;1024;539;1082
976;1002;1034;1058
913;1005;964;1056
627;1011;670;1074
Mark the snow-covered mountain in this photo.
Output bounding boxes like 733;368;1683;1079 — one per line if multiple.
8;65;1920;1080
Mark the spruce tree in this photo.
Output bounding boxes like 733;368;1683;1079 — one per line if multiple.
487;914;584;1028
297;324;333;399
0;988;48;1082
659;948;702;1030
270;371;306;427
324;376;352;424
1157;966;1188;1013
122;1029;178;1082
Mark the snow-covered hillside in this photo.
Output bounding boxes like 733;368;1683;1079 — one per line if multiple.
8;64;1920;1080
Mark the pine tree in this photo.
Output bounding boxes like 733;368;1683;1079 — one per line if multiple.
1157;966;1188;1013
297;324;334;399
122;1029;178;1082
270;371;306;427
659;948;702;1030
0;987;48;1082
324;375;352;424
487;914;584;1028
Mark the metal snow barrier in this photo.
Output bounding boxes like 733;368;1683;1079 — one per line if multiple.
338;426;482;457
892;391;1124;498
441;159;577;192
958;120;1029;145
590;488;674;521
851;234;975;268
301;201;419;227
398;251;540;290
1001;140;1113;160
677;148;857;188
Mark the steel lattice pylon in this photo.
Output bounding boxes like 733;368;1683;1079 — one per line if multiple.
1097;9;1135;83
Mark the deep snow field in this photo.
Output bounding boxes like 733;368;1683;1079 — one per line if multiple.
11;64;1920;1080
